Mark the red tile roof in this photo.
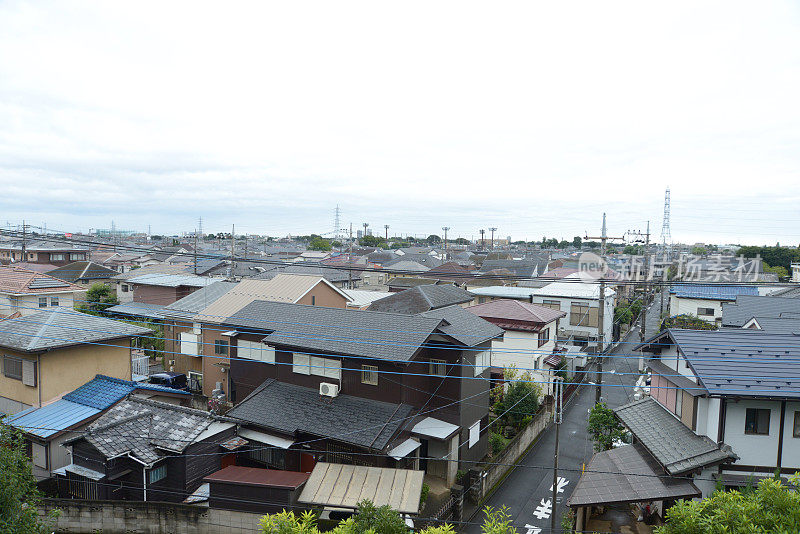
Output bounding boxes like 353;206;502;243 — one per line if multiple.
0;266;85;294
205;466;310;489
467;299;566;330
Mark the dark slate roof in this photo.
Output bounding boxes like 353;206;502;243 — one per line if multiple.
0;310;152;352
615;398;736;475
386;277;445;289
384;254;442;269
479;259;547;278
768;285;800;299
749;316;800;334
227;300;444;361
669;284;759;301
192;258;228;275
228;379;413;450
64;374;189;409
162;281;237;320
366;285;474;314
566;442;701;507
722;295;800;327
106;302;167;320
46;261;119;283
466;299;565;328
420;305;505;347
68;398;228;465
253;263;357;283
640;328;800;399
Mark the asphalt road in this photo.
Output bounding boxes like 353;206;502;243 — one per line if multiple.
462;294;662;534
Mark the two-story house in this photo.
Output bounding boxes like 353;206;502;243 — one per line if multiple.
0;242;89;266
637;328;800;493
221;301;503;486
0;310;152;415
366;284;474;314
668;284;759;325
466;299;565;396
0;266;87;318
192;275;352;398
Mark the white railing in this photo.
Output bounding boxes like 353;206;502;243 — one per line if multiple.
131;350;149;381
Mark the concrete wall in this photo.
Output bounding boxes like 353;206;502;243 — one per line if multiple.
724;399;782;468
39;499;264;534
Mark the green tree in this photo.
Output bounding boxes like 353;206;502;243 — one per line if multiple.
426;234;442;244
657;476;800;534
493;373;541;432
587;402;627;451
586;241;600;249
359;235;386;247
661;314;718;331
557;240;570;249
307;237;332;251
763;262;789;279
614;305;633;325
572;236;582;248
1;421;59;533
691;246;707;255
453;237;470;245
623;245;642;255
79;283;118;313
330;240;342;248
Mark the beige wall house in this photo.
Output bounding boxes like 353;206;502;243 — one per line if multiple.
0;310;152;415
0;266;87;318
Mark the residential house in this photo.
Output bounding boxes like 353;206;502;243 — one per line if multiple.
366;284;474;314
193;275;352;398
669;284;759;324
45;261;120;288
466;299;565;396
343;289;393;310
253;263;360;289
59;398;237;501
220;300;503;486
470;285;544;304
0;310;152;415
423;262;473;284
0;242;89;266
203;466;310;514
127;273;216;306
386;277;447;293
5;374;190;480
478;258;549;279
721;294;800;327
111;263;192;303
0;266;87;318
637;328;800;491
530;274;616;350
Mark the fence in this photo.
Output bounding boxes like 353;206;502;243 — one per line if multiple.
39;499;265;534
131;350;150;380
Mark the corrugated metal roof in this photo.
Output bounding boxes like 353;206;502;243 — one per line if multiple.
205;466;310;489
722;295;800;327
669;284;759;301
106;302;167;319
533;274;616;299
7;400;100;438
162;281;237;320
127;273;215;288
64;374;189;409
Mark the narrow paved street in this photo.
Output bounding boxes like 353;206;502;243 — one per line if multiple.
462;291;663;533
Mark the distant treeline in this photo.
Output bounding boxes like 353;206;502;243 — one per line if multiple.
738;245;800;272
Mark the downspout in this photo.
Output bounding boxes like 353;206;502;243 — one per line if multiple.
37;353;42;407
142;466;147;501
777;400;786;471
717;398;726;444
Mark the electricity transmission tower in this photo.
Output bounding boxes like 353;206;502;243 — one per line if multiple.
660;187;671;258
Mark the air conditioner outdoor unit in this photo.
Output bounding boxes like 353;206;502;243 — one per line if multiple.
319;382;339;398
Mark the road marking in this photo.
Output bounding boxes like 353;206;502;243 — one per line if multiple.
532;498;552;520
524;525;542;534
549;476;569;493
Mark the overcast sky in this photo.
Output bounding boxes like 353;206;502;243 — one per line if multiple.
1;1;799;245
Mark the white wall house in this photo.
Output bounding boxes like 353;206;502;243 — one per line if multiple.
531;274;615;351
641;328;800;489
0;266;86;317
668;284;759;324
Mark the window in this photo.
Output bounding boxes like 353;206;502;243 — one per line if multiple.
542;300;561;310
3;355;22;380
474;350;490;376
745;408;770;435
70;253;83;261
180;332;199;356
311;356;341;380
188;371;203;393
293;353;311;375
214;340;229;355
148;464;167;484
50;253;65;261
538;328;550;347
237;340;275;364
50;296;59;307
429;359;447;376
794;411;800;438
361;365;378;385
121;284;129;292
248;445;286;470
469;420;480;448
311;295;316;306
38;297;48;308
675;389;683;418
570;302;598;327
697;307;715;316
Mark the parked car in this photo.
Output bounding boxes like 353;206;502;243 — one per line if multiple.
148;372;188;391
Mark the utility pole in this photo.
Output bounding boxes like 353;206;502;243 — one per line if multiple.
384;224;389;241
21;220;27;262
585;214;625;405
348;223;354;289
639;222;651;372
193;229;198;274
551;377;563;534
489;227;497;250
479;229;485;249
228;224;235;280
442;227;450;259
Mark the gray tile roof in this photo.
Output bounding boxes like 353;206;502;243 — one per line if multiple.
479;259;547;278
566;442;701;507
722;295;800;327
767;285;800;298
615;398;736;475
253;263;357;283
70;398;228;466
366;285;474;314
227;300;444;361
46;261;119;283
0;310;152;352
162;281;237;320
641;328;800;399
228;379;412;450
748;316;800;334
106;302;167;320
419;305;505;347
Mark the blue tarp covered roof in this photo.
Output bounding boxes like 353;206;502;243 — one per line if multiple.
7;400;100;438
